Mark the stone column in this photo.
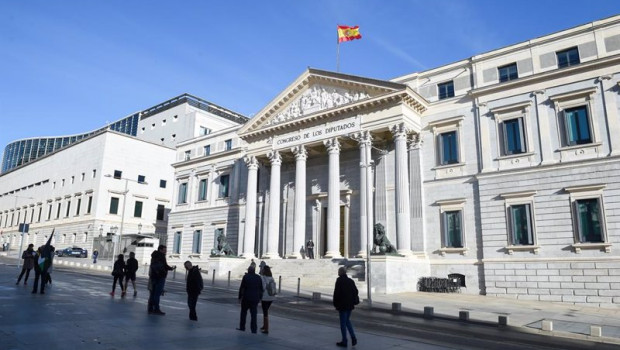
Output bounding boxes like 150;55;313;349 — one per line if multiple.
242;156;259;259
391;124;412;256
289;145;307;259
264;151;282;259
323;138;342;259
409;134;426;252
352;131;372;257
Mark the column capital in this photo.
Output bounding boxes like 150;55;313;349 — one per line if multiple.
244;155;259;170
291;145;308;161
323;138;341;154
408;133;423;150
267;151;282;166
350;130;373;147
390;123;409;140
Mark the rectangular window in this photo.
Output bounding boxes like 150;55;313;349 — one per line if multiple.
204;145;211;156
498;63;518;82
192;230;202;254
438;131;459;165
508;204;534;245
113;170;122;179
160;179;167;188
224;139;232;151
65;201;71;217
563;106;592;146
184;150;191;161
178;183;188;204
443;210;463;248
218;175;230;198
575;198;604;243
47;205;52;220
173;231;182;254
156;204;165;221
137;175;146;184
37;207;42;222
198;179;208;201
438;81;455;100
556;47;580;68
81;173;85;181
92;169;97;178
199;126;210;136
109;197;119;214
502;118;526;155
56;203;61;219
86;196;92;214
30;209;35;223
76;198;81;216
134;201;143;218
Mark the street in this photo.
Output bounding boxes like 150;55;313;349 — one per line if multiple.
1;260;617;350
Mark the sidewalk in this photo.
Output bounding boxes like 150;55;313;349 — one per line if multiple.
5;251;620;345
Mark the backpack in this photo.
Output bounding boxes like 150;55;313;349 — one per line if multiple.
267;278;277;296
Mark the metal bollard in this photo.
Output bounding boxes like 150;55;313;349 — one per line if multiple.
172;266;176;279
392;303;402;312
498;316;508;326
459;311;470;321
212;269;216;285
228;271;231;288
542;320;553;331
423;306;434;319
297;277;300;297
278;275;282;294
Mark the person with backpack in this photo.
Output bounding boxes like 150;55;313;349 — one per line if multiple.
148;245;175;315
16;244;35;285
184;260;204;321
260;265;276;334
123;251;139;297
110;254;125;297
333;266;359;347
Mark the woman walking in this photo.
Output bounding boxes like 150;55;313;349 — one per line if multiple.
110;254;126;297
260;265;276;334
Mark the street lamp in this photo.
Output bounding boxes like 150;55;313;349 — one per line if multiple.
104;174;147;257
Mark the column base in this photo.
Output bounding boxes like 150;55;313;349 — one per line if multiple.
240;253;256;260
356;250;367;258
324;251;343;259
261;252;282;259
286;253;302;259
397;249;413;257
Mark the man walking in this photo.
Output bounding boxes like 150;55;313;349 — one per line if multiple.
124;251;139;297
333;266;358;347
237;265;263;333
148;245;174;315
184;261;203;321
16;244;35;285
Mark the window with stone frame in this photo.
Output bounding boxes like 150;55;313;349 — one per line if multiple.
178;182;188;204
564;184;610;253
192;230;202;254
198;178;208;201
498;63;518;82
429;116;465;175
218;174;230;198
556;47;580;68
435;198;468;255
173;231;182;254
438;81;455;100
491;101;534;158
550;87;599;149
500;190;539;254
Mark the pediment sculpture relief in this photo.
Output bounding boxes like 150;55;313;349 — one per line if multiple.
266;85;369;126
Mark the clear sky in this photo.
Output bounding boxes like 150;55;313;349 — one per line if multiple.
0;1;618;152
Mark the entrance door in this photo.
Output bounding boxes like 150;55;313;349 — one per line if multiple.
320;206;346;257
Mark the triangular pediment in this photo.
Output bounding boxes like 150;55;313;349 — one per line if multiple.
238;68;407;137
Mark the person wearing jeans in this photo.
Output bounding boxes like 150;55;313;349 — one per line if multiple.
333;266;358;347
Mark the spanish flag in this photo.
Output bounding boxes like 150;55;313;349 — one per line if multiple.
337;25;362;43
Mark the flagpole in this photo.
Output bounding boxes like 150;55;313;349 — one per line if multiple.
337;42;341;72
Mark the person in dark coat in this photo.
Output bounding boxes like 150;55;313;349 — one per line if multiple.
148;245;174;315
123;252;139;297
184;261;204;321
110;254;125;297
16;244;35;285
236;265;263;333
333;266;358;347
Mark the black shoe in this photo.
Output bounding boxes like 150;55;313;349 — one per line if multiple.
336;342;347;347
352;337;357;346
152;310;165;315
235;328;245;331
261;329;268;334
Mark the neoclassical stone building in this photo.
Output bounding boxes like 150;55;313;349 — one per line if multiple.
168;15;620;306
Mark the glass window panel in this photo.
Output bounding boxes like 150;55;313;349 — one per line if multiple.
503;118;525;155
134;201;143;218
498;63;518;82
192;230;202;254
219;175;230;198
439;131;458;165
198;179;208;201
178;183;188;203
173;232;182;254
510;204;533;245
438;81;455;100
443;210;463;248
564;106;591;145
156;204;165;221
109;197;119;214
576;199;603;243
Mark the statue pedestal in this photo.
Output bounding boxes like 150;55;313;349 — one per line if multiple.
370;255;430;294
206;256;246;277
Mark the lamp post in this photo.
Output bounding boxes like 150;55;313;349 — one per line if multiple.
104;174;147;257
109;225;118;259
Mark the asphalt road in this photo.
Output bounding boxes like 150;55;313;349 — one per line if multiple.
1;260;617;350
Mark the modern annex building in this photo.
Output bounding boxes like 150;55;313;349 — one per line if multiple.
0;94;248;262
166;16;620;306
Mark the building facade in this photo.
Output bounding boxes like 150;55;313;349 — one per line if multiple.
167;16;620;306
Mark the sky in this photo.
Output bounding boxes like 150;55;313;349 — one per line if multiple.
0;1;618;153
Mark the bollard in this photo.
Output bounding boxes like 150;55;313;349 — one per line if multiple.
459;311;469;321
542;320;553;331
212;269;216;285
312;292;321;301
228;271;231;288
498;315;508;326
423;306;434;319
278;275;282;294
297;277;300;297
392;303;402;312
590;325;602;337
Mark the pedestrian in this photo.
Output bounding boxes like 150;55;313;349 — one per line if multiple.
44;249;54;286
110;254;125;297
184;261;203;321
300;245;306;259
258;260;266;275
123;251;139;297
236;264;263;333
16;244;36;285
148;245;174;315
306;239;315;259
333;266;358;347
92;250;99;264
260;265;276;334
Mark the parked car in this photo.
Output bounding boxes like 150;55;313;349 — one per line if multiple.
56;246;88;258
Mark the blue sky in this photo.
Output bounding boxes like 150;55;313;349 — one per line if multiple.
0;1;618;152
